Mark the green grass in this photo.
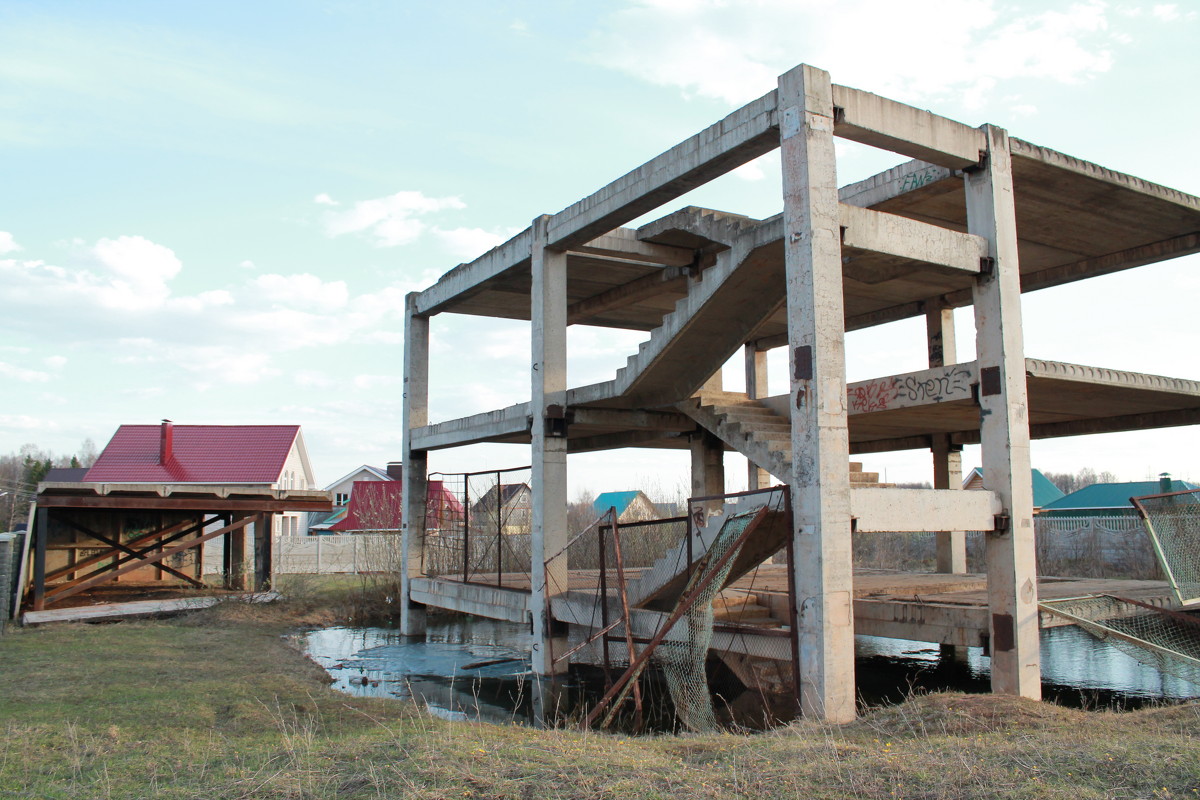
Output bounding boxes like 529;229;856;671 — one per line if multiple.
1;596;1198;799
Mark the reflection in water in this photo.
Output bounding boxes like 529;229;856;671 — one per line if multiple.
304;614;1199;730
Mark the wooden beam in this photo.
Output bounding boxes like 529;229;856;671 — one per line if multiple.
44;516;254;606
36;495;331;512
56;517;206;588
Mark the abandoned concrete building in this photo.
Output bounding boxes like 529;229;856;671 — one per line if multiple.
397;63;1200;723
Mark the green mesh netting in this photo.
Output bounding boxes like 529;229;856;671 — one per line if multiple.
1133;490;1200;606
1040;595;1200;693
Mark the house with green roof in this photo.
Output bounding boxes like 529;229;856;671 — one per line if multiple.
1039;475;1198;518
593;490;658;522
962;467;1065;511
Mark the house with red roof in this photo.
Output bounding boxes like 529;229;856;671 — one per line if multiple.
85;420;317;537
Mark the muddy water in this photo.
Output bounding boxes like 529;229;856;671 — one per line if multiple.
303;615;1198;730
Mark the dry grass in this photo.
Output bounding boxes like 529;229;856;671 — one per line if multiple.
1;595;1198;799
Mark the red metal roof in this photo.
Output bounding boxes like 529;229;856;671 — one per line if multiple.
84;424;301;484
329;479;465;532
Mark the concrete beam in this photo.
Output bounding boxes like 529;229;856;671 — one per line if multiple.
744;343;771;490
571;227;696;266
838;203;987;275
850;487;1001;533
412;228;533;316
832;84;986;169
847;362;977;415
571;407;695;431
567;430;679;454
411;403;531;451
839;159;957;209
410;577;529;624
545;90;781;250
566;263;693;325
854;599;989;647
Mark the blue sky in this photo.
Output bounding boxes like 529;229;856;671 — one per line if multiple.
2;0;1198;496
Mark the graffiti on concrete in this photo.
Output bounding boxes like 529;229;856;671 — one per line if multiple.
848;365;972;414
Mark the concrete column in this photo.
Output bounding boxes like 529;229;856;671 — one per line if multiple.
253;512;273;591
966;124;1040;699
926;299;967;573
690;428;726;510
744;343;771;490
779;64;856;722
400;297;430;636
530;214;569;676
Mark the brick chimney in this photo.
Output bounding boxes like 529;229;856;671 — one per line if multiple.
160;419;174;465
386;461;403;481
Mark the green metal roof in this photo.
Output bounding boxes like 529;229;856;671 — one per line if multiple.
964;467;1065;507
1041;479;1198;512
593;490;645;517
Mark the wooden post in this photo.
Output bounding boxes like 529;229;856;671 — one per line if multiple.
33;507;47;611
966;124;1041;699
254;512;273;591
779;63;856;722
228;514;247;591
401;295;430;636
530;214;570;675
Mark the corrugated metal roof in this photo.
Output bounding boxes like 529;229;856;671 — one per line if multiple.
1042;479;1199;511
593;490;646;517
963;467;1066;508
84;424;300;484
330;481;403;531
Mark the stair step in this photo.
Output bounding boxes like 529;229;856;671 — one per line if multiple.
713;604;773;622
850;471;881;483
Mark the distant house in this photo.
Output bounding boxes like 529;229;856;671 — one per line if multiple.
307;468;466;534
84;421;316;536
471;483;532;534
307;463;400;533
962;467;1065;512
593;490;659;523
1039;474;1198;518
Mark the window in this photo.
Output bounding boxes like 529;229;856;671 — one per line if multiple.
335;492;350;506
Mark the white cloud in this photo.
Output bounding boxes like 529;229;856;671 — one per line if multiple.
588;0;1127;108
323;190;466;247
352;374;403;390
89;235;183;310
239;259;256;269
1152;4;1180;21
313;192;338;206
0;361;50;382
44;355;68;369
253;273;349;310
431;226;512;260
0;231;20;254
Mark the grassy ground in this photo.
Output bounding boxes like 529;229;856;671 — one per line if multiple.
1;591;1198;799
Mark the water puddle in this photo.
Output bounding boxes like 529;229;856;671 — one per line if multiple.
303;614;1198;730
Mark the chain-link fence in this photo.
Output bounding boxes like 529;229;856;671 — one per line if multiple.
421;467;533;586
572;486;797;733
1133;489;1200;606
1040;594;1200;694
852;516;1161;579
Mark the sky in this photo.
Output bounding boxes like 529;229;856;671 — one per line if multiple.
1;0;1198;498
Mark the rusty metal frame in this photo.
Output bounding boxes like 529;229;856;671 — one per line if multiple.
584;502;771;729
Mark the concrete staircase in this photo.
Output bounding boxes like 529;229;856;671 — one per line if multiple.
626;492;790;611
678;391;891;488
609;211;786;407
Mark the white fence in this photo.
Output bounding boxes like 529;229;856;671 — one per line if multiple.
202;533;402;576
